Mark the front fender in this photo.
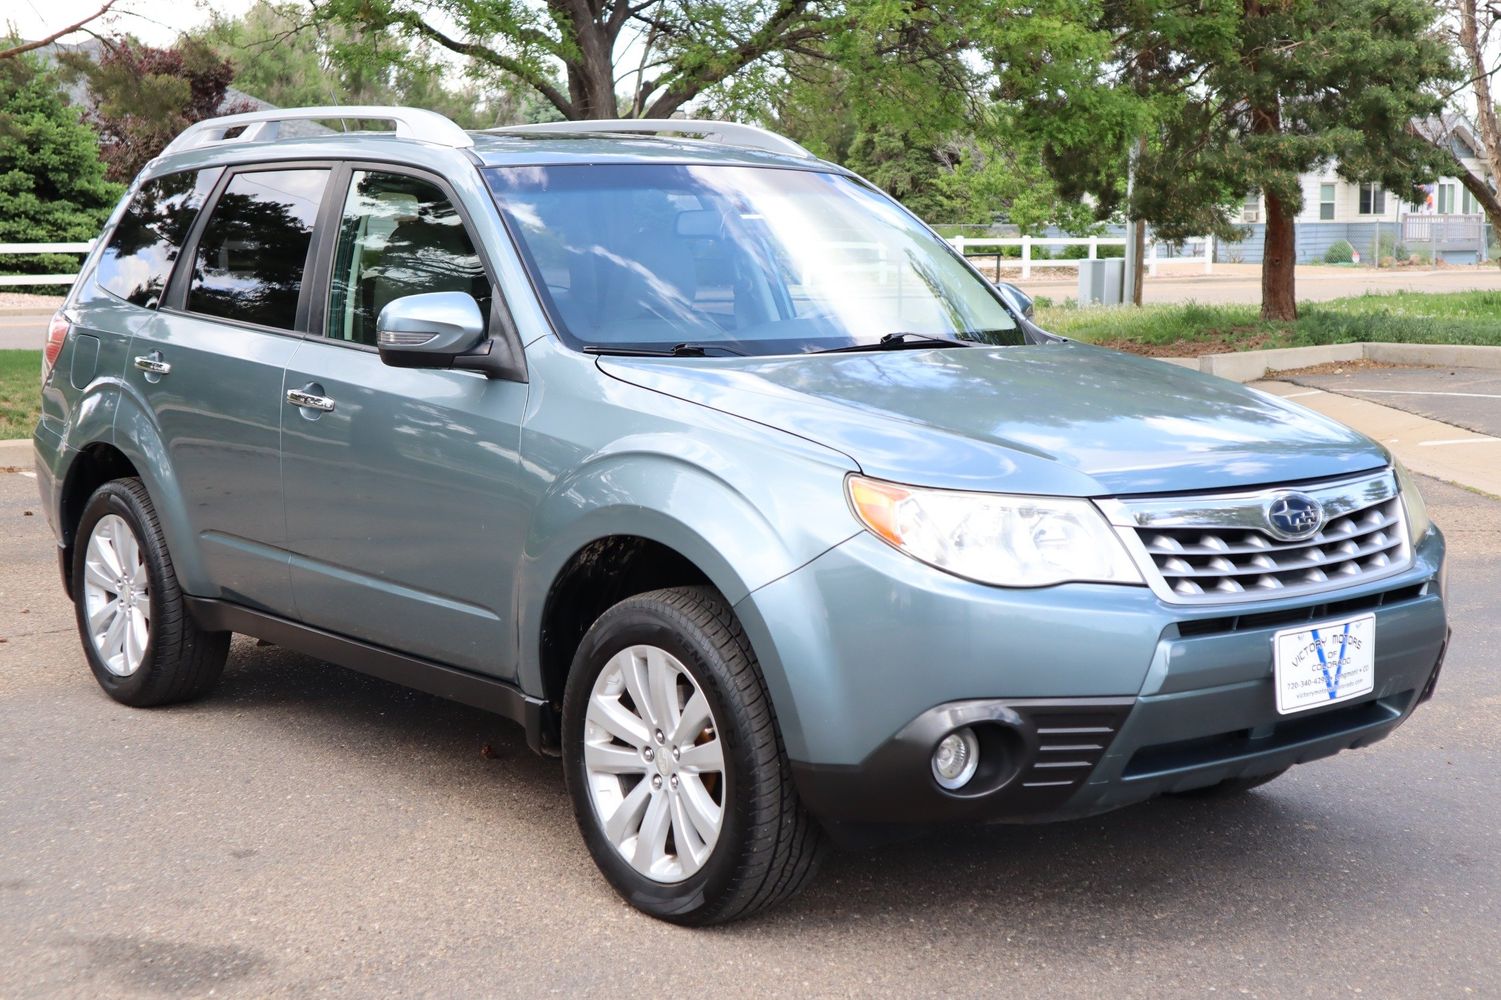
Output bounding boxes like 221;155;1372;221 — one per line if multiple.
515;444;858;700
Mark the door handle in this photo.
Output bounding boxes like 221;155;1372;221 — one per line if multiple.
286;387;336;412
133;354;171;375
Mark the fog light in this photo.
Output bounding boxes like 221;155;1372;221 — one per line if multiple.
932;727;980;790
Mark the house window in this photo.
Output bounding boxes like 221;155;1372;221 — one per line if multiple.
1358;183;1385;215
1241;191;1261;223
1438;182;1456;215
1319;183;1336;221
1461;188;1480;215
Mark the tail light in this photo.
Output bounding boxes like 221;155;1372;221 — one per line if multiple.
43;310;72;383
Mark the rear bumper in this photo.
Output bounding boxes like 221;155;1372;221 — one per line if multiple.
746;527;1449;830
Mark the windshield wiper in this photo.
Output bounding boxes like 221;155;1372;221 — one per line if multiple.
584;342;746;358
811;332;976;354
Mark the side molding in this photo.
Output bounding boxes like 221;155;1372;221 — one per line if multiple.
186;597;558;754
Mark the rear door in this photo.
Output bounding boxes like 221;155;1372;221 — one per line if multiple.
280;164;528;676
130;164;333;614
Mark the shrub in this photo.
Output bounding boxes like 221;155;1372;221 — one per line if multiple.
1323;240;1355;264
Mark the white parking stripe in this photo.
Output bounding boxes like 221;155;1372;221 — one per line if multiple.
1343;388;1501;400
1416;438;1501;447
1278;389;1323;398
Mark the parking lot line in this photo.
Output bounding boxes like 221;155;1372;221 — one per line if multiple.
1343;389;1501;400
1416;438;1501;446
1251;381;1501;497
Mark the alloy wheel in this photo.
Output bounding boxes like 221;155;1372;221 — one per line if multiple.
81;513;151;677
582;644;726;883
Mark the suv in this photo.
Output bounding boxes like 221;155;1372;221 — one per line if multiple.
35;107;1449;924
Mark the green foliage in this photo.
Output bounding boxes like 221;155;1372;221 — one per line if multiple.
1000;0;1457;241
1323;240;1355;264
0;350;42;438
0;54;121;287
193;2;546;129
1035;291;1501;352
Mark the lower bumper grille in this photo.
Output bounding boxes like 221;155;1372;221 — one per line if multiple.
1121;692;1409;779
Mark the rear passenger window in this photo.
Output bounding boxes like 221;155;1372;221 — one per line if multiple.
96;170;217;308
187;169;329;330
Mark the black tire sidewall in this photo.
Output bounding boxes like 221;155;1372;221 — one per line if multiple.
72;483;165;705
562;600;756;922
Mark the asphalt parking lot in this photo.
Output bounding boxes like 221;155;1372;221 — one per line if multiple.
1278;364;1501;440
2;469;1499;999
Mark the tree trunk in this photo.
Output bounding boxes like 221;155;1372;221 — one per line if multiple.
1457;0;1501;263
1261;189;1298;321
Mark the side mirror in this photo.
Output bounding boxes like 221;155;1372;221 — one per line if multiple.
376;291;487;369
992;280;1035;321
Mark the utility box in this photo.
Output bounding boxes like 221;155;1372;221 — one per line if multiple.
1078;259;1125;307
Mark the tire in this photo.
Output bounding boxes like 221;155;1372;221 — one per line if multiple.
561;585;826;925
72;478;229;707
1168;767;1289;799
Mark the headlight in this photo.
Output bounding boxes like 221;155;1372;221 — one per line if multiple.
846;475;1144;587
1392;458;1431;541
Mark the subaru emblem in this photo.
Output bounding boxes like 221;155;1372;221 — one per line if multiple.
1265;492;1324;540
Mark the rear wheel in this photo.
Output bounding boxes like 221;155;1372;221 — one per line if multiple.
73;479;229;707
561;586;825;925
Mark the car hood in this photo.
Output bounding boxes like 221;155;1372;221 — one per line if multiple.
596;341;1389;496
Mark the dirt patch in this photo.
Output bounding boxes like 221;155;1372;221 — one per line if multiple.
1266;358;1430;377
1097;330;1275;358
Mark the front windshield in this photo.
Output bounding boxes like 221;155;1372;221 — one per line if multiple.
484;164;1022;356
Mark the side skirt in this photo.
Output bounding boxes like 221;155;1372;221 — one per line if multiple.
184;596;558;755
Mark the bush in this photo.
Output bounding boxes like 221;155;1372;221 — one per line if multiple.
1323;240;1356;264
1409;246;1433;265
0;54;122;293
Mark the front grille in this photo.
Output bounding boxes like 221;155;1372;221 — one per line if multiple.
1098;470;1412;605
1139;494;1405;599
1175;583;1426;638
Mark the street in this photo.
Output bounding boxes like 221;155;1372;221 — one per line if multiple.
1;468;1498;999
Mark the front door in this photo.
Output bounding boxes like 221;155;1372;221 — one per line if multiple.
130;165;332;614
280;167;529;677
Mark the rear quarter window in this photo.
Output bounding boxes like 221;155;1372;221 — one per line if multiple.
95;170;218;308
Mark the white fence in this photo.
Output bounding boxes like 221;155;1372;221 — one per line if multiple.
948;235;1215;279
0;241;95;287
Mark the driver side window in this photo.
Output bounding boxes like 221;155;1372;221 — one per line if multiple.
327;170;490;347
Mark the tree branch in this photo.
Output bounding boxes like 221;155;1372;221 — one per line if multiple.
0;0;117;60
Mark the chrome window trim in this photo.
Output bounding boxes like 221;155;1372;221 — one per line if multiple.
1096;469;1413;606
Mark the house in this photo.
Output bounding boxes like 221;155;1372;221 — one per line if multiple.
1230;115;1494;264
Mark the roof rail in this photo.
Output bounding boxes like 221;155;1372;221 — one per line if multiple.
492;119;815;159
160;106;473;155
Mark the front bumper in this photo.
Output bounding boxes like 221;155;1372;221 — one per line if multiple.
737;525;1448;829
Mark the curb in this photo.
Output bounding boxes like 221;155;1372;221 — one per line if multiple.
0;438;34;472
1171;341;1501;382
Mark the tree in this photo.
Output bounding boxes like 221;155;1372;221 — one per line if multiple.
1419;0;1501;259
317;0;966;121
0;53;121;285
61;36;253;182
195;1;547;128
1000;0;1458;320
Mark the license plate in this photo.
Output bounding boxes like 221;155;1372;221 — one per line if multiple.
1273;613;1376;715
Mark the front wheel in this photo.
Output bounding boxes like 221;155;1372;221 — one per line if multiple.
561;586;825;925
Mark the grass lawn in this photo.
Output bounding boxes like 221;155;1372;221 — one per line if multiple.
1036;289;1501;356
1;351;41;439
